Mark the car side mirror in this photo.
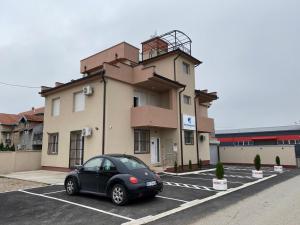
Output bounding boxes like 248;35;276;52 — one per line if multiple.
75;165;83;171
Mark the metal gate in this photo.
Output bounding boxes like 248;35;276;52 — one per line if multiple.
69;131;84;169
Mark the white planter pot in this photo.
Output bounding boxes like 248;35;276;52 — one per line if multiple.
252;170;263;178
213;178;228;191
274;165;283;173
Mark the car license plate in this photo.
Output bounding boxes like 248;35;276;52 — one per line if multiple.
146;181;157;186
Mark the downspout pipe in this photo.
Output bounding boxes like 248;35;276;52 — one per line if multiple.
179;86;186;171
174;53;185;170
194;96;200;167
173;54;181;81
101;70;107;155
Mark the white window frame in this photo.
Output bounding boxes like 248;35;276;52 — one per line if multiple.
134;129;150;154
182;62;190;74
73;91;85;112
48;133;59;155
183;95;191;105
51;98;60;116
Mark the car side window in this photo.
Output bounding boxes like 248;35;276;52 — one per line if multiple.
102;159;117;172
83;158;103;172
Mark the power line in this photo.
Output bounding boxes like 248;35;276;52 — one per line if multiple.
0;81;40;89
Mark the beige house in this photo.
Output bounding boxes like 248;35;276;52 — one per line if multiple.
40;30;218;171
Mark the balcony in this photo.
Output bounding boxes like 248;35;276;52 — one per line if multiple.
197;117;215;133
131;106;177;129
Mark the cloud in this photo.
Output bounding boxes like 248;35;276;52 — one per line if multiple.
0;0;299;128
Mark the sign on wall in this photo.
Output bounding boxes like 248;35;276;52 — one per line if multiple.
183;114;196;130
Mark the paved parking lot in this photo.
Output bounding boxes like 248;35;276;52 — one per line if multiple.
0;166;292;225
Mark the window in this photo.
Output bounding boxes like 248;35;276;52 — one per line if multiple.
134;129;150;153
52;98;60;116
102;159;117;172
48;133;59;154
73;92;85;112
133;96;139;107
183;95;191;104
184;130;194;145
182;62;190;74
83;157;103;172
117;157;147;170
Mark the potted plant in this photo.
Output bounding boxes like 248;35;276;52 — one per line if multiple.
252;154;263;178
274;156;283;173
213;162;227;191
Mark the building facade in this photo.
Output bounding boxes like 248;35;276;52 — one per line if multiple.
41;30;218;170
216;125;300;167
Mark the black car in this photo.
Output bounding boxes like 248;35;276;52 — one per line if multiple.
64;154;163;205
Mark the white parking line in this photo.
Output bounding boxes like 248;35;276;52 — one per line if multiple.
156;195;188;203
42;190;65;195
19;190;134;222
123;174;277;225
163;174;246;184
163;181;216;192
162;168;216;176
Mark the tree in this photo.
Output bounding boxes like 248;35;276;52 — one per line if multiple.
254;154;261;171
174;161;178;173
215;162;224;179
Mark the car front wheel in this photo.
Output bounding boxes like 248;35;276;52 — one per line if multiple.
111;184;128;206
65;177;78;195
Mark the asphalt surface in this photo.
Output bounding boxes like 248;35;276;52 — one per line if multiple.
0;166;296;225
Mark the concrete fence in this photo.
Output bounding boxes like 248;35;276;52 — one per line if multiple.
219;145;297;167
0;150;41;174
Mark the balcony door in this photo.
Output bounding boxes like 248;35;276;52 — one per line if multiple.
69;131;84;169
150;137;160;164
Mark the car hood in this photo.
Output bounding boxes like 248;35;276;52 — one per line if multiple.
129;168;157;182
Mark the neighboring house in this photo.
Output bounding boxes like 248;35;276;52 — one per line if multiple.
40;30;218;170
0;113;20;146
0;107;44;150
16;114;44;150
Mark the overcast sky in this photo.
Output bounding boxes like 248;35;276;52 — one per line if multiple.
0;0;299;129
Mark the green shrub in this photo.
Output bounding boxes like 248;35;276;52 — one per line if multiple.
10;144;15;152
275;156;280;166
0;142;3;151
254;154;261;171
188;160;192;171
215;162;224;179
174;161;178;173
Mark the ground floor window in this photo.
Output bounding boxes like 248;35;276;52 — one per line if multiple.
48;133;59;154
134;129;150;154
184;130;194;145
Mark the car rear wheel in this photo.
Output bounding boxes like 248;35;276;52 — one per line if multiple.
111;184;128;206
65;177;78;195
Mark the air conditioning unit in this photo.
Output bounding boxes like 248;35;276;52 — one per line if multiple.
82;127;92;137
83;86;93;96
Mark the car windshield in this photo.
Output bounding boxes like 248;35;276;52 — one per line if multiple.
117;157;147;170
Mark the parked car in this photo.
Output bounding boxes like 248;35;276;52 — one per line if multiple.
64;154;163;205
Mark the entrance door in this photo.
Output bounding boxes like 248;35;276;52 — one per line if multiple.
151;137;160;164
69;131;84;169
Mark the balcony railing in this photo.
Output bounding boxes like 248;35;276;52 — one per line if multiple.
131;105;177;129
197;117;215;133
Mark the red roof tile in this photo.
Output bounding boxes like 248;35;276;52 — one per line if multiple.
0;113;20;125
19;107;44;116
